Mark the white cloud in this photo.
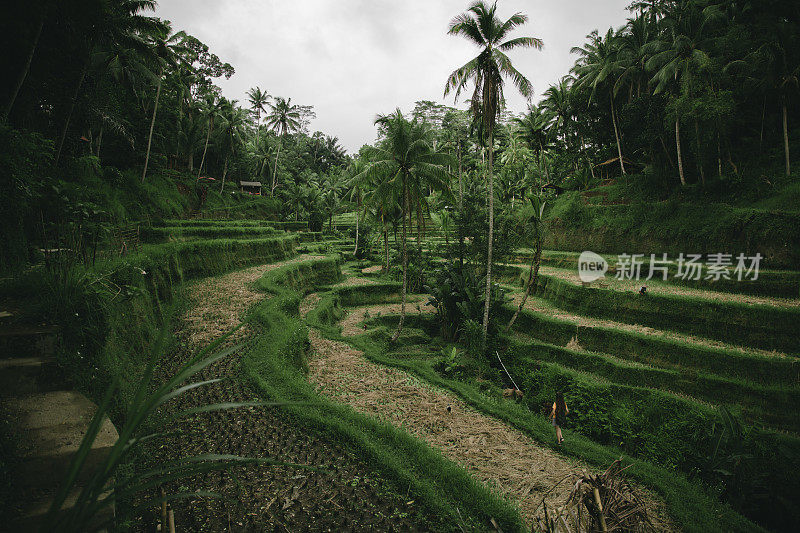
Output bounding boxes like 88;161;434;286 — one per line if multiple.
155;0;631;152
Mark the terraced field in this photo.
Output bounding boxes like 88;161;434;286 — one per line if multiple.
114;221;798;531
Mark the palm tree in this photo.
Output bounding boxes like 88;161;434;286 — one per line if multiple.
218;100;247;192
356;110;452;341
645;4;714;186
513;104;552;161
751;22;799;177
177;113;204;171
54;0;163;166
444;0;542;348
264;97;302;195
247;86;270;145
572;28;627;176
506;194;546;332
2;1;49;122
142;25;189;182
345;160;367;257
196;93;225;179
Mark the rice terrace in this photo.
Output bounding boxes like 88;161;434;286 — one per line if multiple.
2;1;800;532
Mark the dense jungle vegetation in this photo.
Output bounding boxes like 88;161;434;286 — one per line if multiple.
1;0;799;532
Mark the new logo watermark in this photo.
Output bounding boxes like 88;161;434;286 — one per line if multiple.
577;252;762;282
578;251;608;283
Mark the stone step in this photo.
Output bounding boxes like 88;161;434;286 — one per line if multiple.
2;390;118;529
0;326;60;359
0;356;63;397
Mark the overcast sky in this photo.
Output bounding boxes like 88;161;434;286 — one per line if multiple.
154;0;632;153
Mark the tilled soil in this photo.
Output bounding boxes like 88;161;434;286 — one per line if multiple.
141;259;440;532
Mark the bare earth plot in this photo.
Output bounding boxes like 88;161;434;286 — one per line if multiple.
302;293;674;530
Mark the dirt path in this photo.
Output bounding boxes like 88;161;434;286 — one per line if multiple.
302;295;673;530
151;256;437;532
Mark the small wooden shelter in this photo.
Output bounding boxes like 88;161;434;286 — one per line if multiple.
239;181;263;195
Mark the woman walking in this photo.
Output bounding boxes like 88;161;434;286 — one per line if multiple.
550;392;569;444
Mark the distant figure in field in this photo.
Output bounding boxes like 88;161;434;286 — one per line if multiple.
550;392;569;444
639;285;648;295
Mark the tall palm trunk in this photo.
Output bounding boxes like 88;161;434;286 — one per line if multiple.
95;125;103;158
675;117;686;186
694;118;705;186
610;92;626;175
783;98;791;177
55;61;89;166
383;228;389;271
220;156;228;193
353;205;360;258
2;14;44;122
392;182;409;342
142;71;163;183
458;139;463;210
507;230;542;331
197;117;213;179
481;131;495;349
271;140;282;195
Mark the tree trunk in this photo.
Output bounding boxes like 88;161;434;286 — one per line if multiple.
759;95;766;152
271;140;282;195
506;233;541;332
54;61;89;166
142;72;163;183
458;139;463;210
610;93;626;175
675;117;686;186
188;151;193;172
95;125;103;158
2;13;44;122
220;156;228;193
694;118;705;186
392;182;409;342
197;117;213;179
353;206;360;258
481;131;495;349
783;99;790;177
383;229;389;271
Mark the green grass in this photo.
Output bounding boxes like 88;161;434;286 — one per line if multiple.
504;303;800;386
544;191;800;269
509;249;800;298
499;266;800;354
141;225;282;242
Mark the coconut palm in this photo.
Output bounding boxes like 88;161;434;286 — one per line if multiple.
142;24;189;182
444;0;542;348
512;104;552;159
247;86;270;144
196;93;226;179
217;100;247;192
572;28;628;176
264;96;302;194
356;110;452;341
750;22;800;177
54;0;163;165
344;159;368;257
506;194;546;332
644;4;714;186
